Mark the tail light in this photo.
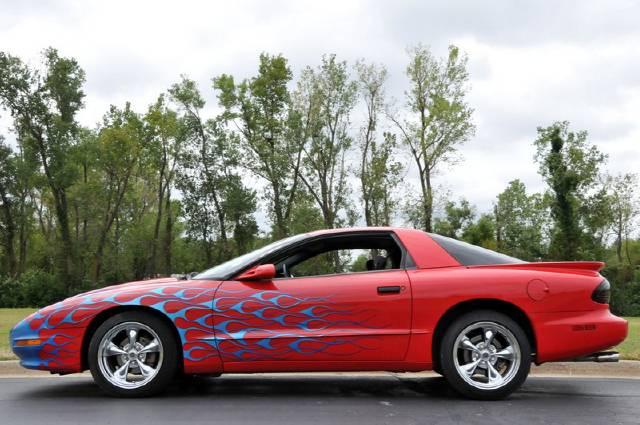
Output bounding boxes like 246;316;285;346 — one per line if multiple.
591;279;611;304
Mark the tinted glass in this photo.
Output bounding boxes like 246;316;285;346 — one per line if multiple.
429;233;524;266
290;248;395;277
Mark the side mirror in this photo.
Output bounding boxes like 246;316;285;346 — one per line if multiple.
236;264;276;281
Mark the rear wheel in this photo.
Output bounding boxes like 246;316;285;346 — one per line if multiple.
88;311;178;397
440;310;531;400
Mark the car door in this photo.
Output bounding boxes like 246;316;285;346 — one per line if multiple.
213;268;412;364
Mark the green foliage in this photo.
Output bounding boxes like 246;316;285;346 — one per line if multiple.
0;48;85;286
602;265;640;316
0;138;18;275
433;199;475;239
355;61;403;226
214;54;300;239
0;270;67;308
534;121;607;260
608;173;640;264
171;76;256;264
391;45;475;232
463;214;496;249
294;54;358;228
0;48;638;316
495;180;549;260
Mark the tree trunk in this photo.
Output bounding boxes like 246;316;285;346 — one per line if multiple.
163;188;173;276
210;189;228;259
82;162;88;244
18;207;27;274
202;225;212;266
33;134;75;289
615;212;623;264
55;190;75;291
424;172;433;232
494;205;502;251
272;183;287;239
0;186;17;276
150;168;165;277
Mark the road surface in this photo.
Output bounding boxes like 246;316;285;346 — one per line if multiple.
0;374;638;424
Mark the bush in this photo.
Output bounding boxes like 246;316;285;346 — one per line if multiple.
603;265;640;316
0;270;68;308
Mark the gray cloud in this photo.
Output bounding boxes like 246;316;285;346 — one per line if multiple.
0;0;638;226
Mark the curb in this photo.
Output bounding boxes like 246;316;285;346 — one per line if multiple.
0;360;638;379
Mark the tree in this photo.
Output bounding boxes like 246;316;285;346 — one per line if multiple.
534;121;606;260
171;77;256;263
91;104;144;281
390;45;475;232
214;54;302;238
294;55;358;228
494;180;548;260
354;60;402;226
9;141;35;275
608;173;639;264
463;214;497;249
143;95;183;275
0;48;85;287
433;198;475;239
0;138;17;275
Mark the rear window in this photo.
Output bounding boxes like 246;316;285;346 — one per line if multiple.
429;233;524;266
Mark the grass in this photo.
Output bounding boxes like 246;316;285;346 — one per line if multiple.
0;308;638;361
617;317;640;360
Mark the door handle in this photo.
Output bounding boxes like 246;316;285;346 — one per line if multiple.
377;285;402;295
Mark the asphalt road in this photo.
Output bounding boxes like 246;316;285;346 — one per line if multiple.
0;374;638;425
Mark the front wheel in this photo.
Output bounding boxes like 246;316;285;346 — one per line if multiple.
88;311;179;397
439;310;531;400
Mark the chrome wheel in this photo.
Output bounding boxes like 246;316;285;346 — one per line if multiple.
453;321;520;390
97;321;163;389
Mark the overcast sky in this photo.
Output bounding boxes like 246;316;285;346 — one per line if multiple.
1;0;639;227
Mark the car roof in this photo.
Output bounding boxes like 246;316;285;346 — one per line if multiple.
306;227;420;236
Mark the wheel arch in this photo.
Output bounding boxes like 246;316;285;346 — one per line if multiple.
431;298;537;372
80;305;184;372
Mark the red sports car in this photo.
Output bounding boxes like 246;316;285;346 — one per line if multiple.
10;228;628;399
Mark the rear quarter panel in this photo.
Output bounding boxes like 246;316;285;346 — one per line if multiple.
404;265;625;365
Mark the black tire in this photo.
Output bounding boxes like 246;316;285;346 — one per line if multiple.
88;311;179;397
439;310;531;400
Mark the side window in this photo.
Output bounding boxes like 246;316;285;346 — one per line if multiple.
291;248;393;278
273;234;403;278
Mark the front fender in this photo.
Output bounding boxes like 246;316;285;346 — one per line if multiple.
11;280;223;374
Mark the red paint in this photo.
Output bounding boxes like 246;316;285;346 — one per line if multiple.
527;279;549;301
214;270;412;366
13;227;629;375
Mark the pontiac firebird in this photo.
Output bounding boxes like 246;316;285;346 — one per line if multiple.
10;228;628;399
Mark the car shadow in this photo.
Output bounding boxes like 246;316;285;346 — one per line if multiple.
19;374;630;401
17;374;461;400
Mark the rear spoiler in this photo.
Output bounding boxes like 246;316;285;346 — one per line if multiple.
469;261;605;272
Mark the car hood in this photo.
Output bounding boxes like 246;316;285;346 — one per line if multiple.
20;277;222;333
70;277;182;299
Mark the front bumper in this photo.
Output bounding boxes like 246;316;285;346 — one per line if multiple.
10;315;83;373
10;315;46;370
532;308;628;364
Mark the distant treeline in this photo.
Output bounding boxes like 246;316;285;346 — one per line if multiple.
0;47;638;314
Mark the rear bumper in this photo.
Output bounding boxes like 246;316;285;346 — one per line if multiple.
531;309;628;364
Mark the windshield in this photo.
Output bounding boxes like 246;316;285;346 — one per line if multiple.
429;233;524;266
194;233;308;280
